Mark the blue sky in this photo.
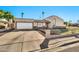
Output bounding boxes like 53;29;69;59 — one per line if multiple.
0;6;79;23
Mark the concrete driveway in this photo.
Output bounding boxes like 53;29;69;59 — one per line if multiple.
1;30;79;52
0;31;45;52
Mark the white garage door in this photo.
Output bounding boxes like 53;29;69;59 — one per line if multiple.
17;23;32;29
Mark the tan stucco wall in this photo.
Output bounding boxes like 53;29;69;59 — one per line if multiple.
37;23;46;27
33;22;46;27
46;16;66;28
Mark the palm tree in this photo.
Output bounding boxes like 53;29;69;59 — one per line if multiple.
21;12;24;18
42;11;45;19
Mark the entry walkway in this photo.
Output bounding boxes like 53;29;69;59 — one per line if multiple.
0;31;45;52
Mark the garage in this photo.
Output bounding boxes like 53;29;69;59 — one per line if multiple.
16;23;33;29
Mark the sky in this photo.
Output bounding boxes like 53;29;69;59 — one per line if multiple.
0;6;79;23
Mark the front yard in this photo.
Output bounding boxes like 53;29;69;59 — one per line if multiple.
61;27;79;35
51;26;79;35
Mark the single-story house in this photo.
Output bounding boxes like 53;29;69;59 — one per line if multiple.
14;15;66;29
14;18;50;29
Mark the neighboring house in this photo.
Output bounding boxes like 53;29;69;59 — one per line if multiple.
0;19;8;29
0;18;14;29
45;15;66;28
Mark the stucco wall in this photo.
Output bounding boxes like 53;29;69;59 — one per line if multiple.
46;16;66;28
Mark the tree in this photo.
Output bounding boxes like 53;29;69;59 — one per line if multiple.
65;20;72;26
21;12;24;18
0;10;4;18
64;22;68;26
3;11;14;21
0;10;14;22
42;11;45;19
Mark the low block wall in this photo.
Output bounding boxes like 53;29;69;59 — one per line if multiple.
38;29;51;37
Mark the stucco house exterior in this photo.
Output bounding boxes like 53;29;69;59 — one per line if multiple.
0;19;8;29
0;18;14;29
14;15;66;29
14;18;50;29
45;15;66;28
